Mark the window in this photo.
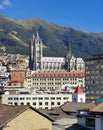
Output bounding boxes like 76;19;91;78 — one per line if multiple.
14;102;17;106
21;103;24;105
14;98;18;100
86;118;95;127
27;102;30;106
57;97;61;100
32;97;37;100
45;97;49;100
20;97;24;100
80;98;83;102
51;102;54;105
26;97;31;100
63;97;68;100
33;102;36;105
38;97;43;100
39;102;42;105
8;97;12;100
51;97;55;100
45;102;48;105
57;102;60;105
8;102;12;105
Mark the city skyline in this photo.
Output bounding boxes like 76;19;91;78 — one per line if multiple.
0;0;103;33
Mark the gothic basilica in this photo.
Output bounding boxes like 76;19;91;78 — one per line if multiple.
29;32;85;72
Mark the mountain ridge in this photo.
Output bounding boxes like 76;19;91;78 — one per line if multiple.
0;14;103;58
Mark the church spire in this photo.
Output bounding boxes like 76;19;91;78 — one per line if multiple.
33;34;35;41
65;38;72;71
66;38;72;60
67;37;72;56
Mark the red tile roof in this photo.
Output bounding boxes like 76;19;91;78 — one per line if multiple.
11;68;26;72
8;79;24;83
32;72;85;78
74;86;83;93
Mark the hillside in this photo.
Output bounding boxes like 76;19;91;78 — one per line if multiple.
0;14;103;58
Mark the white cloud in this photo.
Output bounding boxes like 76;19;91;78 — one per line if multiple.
0;0;12;9
3;0;12;6
0;4;4;9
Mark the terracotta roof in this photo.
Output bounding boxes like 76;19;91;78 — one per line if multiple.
90;103;103;113
32;72;85;78
8;79;24;83
74;86;83;93
0;104;53;127
11;68;26;72
61;102;96;112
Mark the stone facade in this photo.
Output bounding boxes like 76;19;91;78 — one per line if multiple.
29;32;85;72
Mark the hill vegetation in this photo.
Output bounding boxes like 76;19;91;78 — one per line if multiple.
0;14;103;58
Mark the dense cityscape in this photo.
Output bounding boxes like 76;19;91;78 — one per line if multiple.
0;32;103;130
0;0;103;130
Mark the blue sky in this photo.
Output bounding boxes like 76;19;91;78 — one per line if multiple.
0;0;103;32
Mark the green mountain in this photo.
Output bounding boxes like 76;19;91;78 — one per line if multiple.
0;14;103;58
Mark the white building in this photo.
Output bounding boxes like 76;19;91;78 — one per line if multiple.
2;88;72;109
25;71;85;91
72;86;85;103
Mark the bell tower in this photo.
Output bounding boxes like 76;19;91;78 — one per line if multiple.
29;32;43;71
65;39;72;71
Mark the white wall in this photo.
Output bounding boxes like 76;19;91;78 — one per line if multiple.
95;116;101;130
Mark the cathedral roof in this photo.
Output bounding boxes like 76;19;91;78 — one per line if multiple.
42;57;65;62
74;86;83;93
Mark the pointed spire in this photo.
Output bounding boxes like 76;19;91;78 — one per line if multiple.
33;34;35;41
36;31;40;39
74;86;83;93
67;37;72;53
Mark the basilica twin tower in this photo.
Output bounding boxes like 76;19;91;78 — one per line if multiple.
29;32;85;72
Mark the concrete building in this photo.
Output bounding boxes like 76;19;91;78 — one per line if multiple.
85;54;103;103
26;71;85;91
2;88;72;109
29;32;85;72
0;104;53;130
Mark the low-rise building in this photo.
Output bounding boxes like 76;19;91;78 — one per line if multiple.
2;89;72;109
90;102;103;130
0;104;53;130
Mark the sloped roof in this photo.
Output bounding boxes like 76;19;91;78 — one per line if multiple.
61;102;96;112
0;104;53;127
32;71;85;78
90;102;103;113
0;105;29;127
11;68;26;72
74;86;83;93
8;79;24;83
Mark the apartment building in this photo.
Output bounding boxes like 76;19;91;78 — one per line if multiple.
85;54;103;103
26;71;85;91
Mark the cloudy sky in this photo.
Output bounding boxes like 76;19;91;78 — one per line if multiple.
0;0;103;32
